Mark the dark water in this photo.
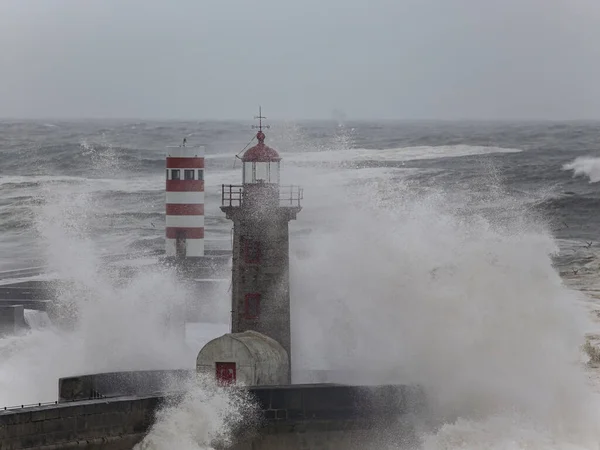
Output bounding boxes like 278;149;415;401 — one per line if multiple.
0;119;599;271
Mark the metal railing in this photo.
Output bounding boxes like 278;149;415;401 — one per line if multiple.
221;184;303;208
2;401;59;411
0;396;107;411
0;391;168;412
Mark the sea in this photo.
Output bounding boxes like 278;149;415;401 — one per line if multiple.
2;119;600;449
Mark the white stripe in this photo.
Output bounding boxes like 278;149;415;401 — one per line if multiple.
193;279;229;282
165;192;204;204
166;215;205;228
165;238;204;257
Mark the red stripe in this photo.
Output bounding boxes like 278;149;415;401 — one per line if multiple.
166;227;204;239
166;204;204;215
166;180;204;192
166;157;204;169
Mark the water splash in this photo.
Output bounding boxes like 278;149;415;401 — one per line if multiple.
134;375;258;450
291;168;600;448
80;138;120;176
23;310;52;329
563;157;600;183
0;145;193;406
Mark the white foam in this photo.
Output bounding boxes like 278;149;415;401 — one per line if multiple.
283;144;522;164
0;170;197;406
133;375;256;450
563;157;600;183
0;174;160;195
291;176;600;448
23;310;52;330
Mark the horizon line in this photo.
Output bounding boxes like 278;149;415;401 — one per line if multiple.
2;116;600;123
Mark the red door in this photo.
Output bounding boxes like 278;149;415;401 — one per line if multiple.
216;362;236;385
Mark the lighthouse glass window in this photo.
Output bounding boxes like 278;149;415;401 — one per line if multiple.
243;161;280;184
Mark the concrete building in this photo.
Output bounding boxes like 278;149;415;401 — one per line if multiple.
197;111;302;385
196;330;289;386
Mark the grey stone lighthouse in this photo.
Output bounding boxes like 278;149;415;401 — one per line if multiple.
219;114;302;381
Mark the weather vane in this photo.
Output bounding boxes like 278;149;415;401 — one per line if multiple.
251;106;271;132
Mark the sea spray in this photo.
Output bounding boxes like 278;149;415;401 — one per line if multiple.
291;172;600;448
134;375;259;450
0;143;194;406
34;163;192;371
563;157;600;183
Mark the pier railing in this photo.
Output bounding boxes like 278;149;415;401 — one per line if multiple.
221;184;303;208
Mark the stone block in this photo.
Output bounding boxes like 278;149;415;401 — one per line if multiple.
30;409;46;422
43;418;65;433
0;305;26;336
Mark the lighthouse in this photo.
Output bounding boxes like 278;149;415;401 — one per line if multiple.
196;110;302;385
164;142;205;259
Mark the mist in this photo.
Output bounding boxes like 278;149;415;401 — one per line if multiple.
1;0;600;120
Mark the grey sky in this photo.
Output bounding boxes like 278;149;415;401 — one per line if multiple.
1;0;600;120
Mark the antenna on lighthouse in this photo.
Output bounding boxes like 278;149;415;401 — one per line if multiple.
252;106;270;131
233;106;271;168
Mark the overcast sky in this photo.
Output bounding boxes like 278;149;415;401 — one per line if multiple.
1;0;600;120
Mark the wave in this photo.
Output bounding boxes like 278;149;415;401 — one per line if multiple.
563;157;600;183
290;171;600;448
0;186;195;406
283;144;522;165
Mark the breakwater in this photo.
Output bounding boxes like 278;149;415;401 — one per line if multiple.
1;380;423;449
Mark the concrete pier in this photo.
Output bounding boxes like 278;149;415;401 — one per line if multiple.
0;381;424;450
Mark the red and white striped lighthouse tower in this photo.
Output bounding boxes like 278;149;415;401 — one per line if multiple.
165;141;205;258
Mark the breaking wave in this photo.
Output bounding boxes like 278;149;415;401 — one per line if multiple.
0;162;195;406
134;376;258;450
563;157;600;183
291;168;600;448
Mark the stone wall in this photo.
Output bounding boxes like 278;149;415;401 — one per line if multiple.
58;370;193;402
0;396;160;450
1;383;424;450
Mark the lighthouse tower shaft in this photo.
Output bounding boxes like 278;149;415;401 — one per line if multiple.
221;199;300;359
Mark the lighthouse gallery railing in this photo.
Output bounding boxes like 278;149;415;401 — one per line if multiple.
221;184;303;208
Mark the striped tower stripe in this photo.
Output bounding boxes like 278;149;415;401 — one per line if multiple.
166;180;204;192
166;204;204;215
166;192;205;204
166;215;204;228
166;158;205;168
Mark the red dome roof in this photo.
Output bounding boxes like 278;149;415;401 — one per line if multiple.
242;131;281;162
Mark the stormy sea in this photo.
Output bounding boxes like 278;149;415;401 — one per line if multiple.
2;119;600;449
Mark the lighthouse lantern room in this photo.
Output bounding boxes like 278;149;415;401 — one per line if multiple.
242;129;281;185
